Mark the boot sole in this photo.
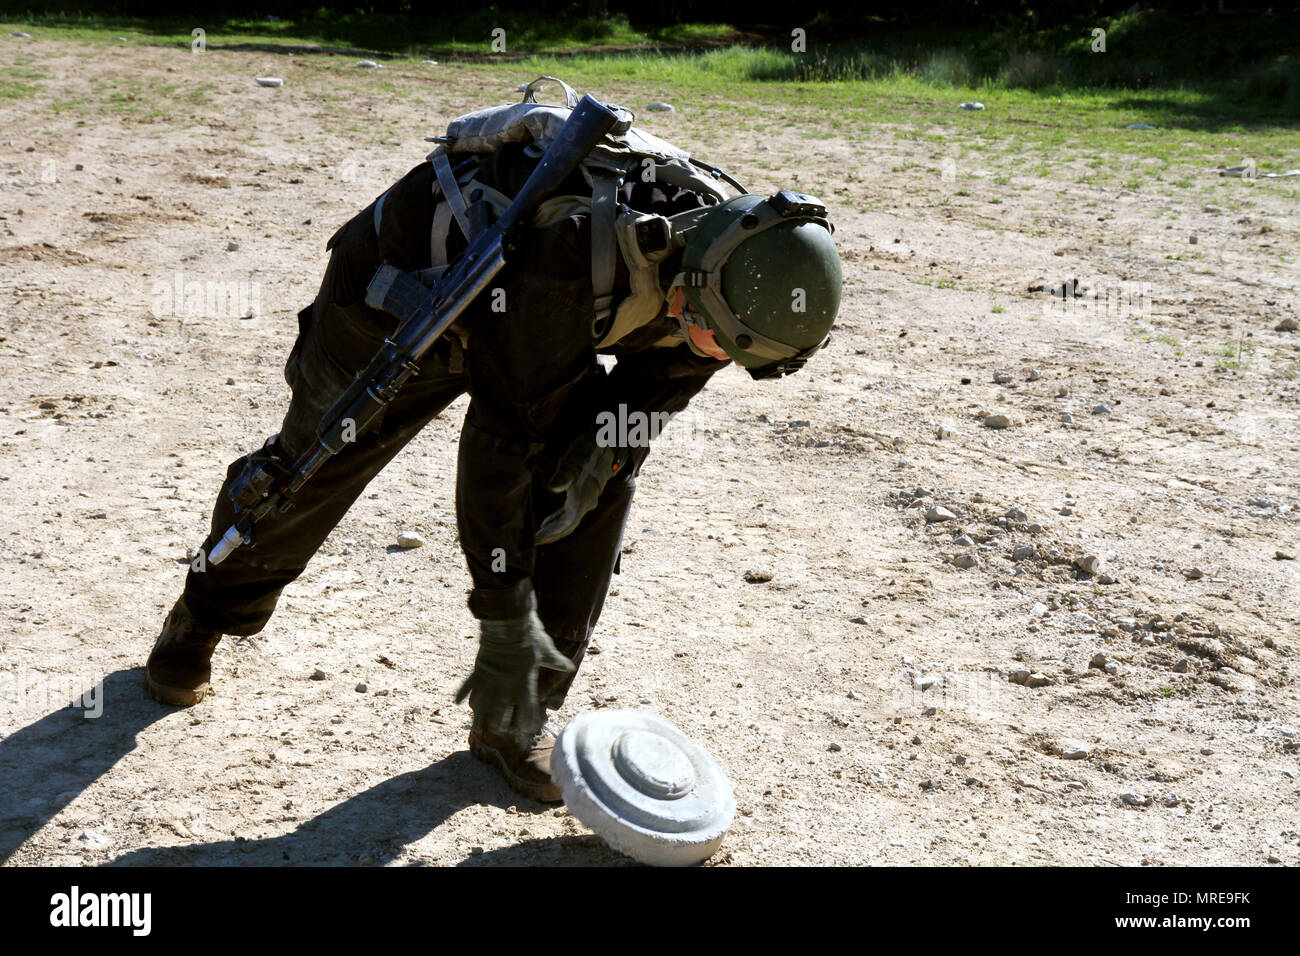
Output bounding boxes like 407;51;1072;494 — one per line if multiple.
145;671;209;707
468;732;563;803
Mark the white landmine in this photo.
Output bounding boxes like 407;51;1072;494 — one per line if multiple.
551;710;735;866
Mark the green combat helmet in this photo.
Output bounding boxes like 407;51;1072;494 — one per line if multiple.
675;189;842;379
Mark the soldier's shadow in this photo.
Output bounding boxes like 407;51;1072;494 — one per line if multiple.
108;750;509;866
0;667;620;866
0;668;166;864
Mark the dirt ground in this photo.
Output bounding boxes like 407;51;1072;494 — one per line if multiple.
1;37;1297;866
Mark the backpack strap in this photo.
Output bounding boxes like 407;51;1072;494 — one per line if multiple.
587;166;623;339
430;146;473;243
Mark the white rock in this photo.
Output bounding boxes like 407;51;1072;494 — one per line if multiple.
256;77;284;87
1092;402;1111;415
1075;554;1101;576
926;505;957;523
1061;745;1091;760
551;710;734;866
355;60;381;68
396;531;425;549
421;59;439;65
645;102;675;112
1005;506;1028;521
983;414;1013;429
1121;792;1150;806
958;102;985;110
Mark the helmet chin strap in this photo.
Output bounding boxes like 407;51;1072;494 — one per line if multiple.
666;285;718;360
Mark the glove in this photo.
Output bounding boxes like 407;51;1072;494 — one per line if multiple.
454;610;575;736
534;434;621;546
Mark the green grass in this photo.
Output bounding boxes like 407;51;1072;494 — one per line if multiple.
3;17;1295;173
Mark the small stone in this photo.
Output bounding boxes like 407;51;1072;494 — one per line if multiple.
421;59;439;65
1276;317;1299;332
954;534;974;547
743;569;773;583
1030;602;1049;617
1025;672;1052;688
914;673;940;691
1174;658;1191;673
355;682;368;693
255;77;284;87
937;426;955;440
926;505;957;523
993;369;1013;384
1005;506;1027;521
1274;551;1293;561
1061;746;1091;760
1056;386;1069;398
1104;662;1119;675
226;240;240;252
1013;543;1036;561
1188;234;1198;244
355;60;381;68
226;377;236;385
1092;402;1111;415
983;414;1013;429
1075;554;1101;576
645;102;675;112
1060;412;1073;423
1183;567;1204;580
1089;653;1111;670
309;668;329;681
1120;792;1149;807
951;553;978;569
922;706;937;716
1027;368;1042;381
12;31;32;38
1059;505;1073;516
78;830;111;848
396;531;426;549
827;742;842;752
1163;796;1181;807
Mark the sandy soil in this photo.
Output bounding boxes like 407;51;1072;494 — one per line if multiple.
1;37;1297;866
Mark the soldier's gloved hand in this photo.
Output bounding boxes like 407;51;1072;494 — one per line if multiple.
454;610;575;736
534;434;621;546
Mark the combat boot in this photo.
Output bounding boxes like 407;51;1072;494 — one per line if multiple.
145;597;223;706
468;726;562;802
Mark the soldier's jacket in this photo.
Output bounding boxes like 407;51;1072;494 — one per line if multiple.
316;143;730;621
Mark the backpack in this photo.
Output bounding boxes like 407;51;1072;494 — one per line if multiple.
402;76;748;348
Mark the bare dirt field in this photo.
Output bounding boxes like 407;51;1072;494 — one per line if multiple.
1;36;1297;866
